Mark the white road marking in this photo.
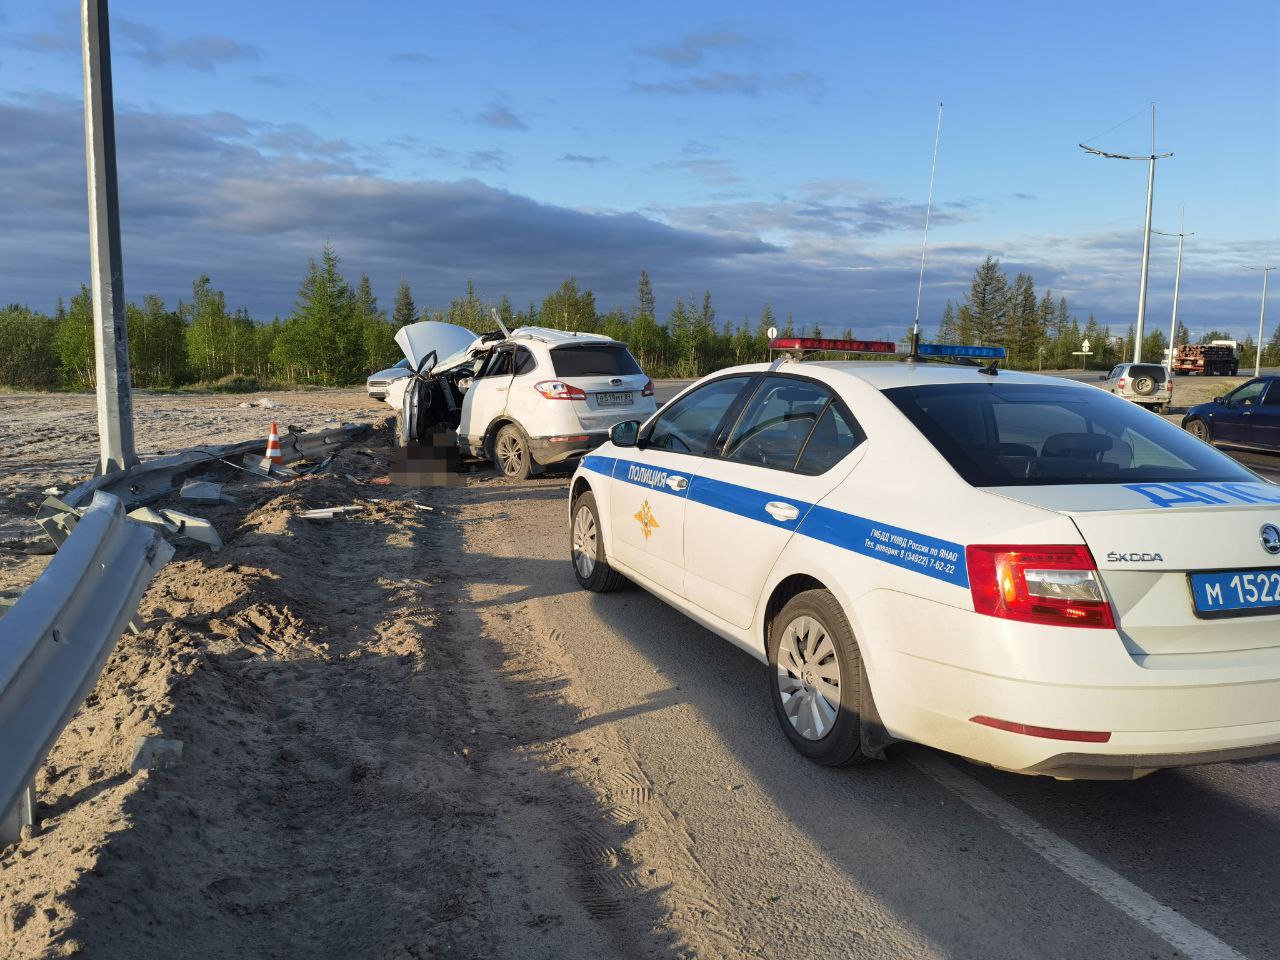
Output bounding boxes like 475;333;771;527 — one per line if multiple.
907;751;1250;960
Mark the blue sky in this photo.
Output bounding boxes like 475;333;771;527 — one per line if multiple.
0;0;1276;339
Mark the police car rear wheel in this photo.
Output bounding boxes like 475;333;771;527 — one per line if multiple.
571;492;626;593
768;590;868;767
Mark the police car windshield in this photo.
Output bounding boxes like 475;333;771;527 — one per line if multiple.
884;382;1256;487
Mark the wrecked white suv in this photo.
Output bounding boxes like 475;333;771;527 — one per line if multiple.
384;321;657;479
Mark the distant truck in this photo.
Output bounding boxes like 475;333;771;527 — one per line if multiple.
1173;341;1239;376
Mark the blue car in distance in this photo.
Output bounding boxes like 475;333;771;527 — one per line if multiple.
1182;375;1280;451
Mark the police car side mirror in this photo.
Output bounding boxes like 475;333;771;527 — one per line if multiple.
609;420;640;447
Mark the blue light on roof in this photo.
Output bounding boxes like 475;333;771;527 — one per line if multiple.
916;343;1007;359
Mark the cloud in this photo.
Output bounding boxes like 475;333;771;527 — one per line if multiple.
632;71;823;99
0;95;1265;340
249;73;292;88
559;154;614;166
652;158;741;187
9;15;259;71
641;29;760;67
469;103;529;131
389;52;437;65
112;19;259;70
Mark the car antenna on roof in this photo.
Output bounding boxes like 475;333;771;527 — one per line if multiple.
490;307;512;339
907;102;943;363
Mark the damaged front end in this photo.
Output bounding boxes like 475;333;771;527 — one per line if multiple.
385;320;502;447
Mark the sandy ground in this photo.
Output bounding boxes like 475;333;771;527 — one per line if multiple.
0;425;739;959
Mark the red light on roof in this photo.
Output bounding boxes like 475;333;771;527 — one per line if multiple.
770;337;898;355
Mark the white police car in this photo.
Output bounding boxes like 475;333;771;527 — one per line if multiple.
567;337;1280;779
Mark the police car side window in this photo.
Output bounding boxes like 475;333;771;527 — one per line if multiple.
647;376;751;454
796;403;865;475
724;377;836;471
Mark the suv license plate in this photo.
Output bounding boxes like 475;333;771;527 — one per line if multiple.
597;391;633;407
1189;569;1280;618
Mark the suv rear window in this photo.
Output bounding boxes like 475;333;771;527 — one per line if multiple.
884;382;1254;486
550;345;642;377
1127;364;1167;381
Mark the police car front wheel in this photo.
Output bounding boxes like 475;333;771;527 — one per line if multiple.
571;491;626;593
768;590;869;767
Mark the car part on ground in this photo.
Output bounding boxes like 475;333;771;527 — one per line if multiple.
0;492;173;842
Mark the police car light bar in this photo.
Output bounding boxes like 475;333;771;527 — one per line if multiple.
914;343;1007;360
770;337;898;355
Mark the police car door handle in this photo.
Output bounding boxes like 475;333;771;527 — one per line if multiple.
765;501;800;522
665;476;688;492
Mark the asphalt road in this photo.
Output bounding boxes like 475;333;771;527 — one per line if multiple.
464;476;1280;960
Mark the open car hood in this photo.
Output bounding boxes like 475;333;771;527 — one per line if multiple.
394;321;485;374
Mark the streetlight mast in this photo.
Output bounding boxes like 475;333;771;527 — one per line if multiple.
1080;104;1173;364
1153;209;1193;374
1248;264;1275;378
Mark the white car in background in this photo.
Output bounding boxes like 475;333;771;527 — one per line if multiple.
385;321;657;478
568;347;1280;779
366;358;410;399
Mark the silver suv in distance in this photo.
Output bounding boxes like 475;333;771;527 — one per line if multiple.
1098;362;1173;413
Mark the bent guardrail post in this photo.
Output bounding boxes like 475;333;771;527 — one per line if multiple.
0;492;173;843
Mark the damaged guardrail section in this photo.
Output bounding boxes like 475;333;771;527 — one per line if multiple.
0;492;173;842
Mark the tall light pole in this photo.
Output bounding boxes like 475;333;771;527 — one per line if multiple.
1080;104;1173;364
81;0;137;474
1248;264;1274;378
1152;209;1192;374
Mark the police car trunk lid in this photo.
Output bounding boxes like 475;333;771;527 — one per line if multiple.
992;482;1280;658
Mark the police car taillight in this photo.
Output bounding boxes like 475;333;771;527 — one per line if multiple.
534;380;587;400
966;545;1115;629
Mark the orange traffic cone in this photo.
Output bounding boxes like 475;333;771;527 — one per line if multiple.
265;422;284;465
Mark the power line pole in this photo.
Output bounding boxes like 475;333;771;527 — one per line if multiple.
1080;104;1173;364
1248;264;1274;378
81;0;137;474
1152;209;1192;374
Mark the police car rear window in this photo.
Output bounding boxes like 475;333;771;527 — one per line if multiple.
883;383;1255;487
550;346;642;377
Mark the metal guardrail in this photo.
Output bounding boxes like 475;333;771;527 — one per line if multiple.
62;423;370;511
0;492;173;842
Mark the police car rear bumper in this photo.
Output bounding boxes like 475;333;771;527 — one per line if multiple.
855;591;1280;778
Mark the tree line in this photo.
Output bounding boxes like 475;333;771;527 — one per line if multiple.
2;246;1277;391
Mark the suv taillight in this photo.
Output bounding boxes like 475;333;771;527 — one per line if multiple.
966;544;1115;629
534;380;587;400
1116;378;1126;390
641;379;654;398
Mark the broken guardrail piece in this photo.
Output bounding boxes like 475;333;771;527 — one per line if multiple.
127;506;223;551
0;492;173;843
298;505;364;521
